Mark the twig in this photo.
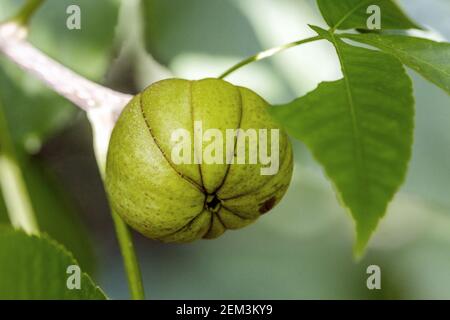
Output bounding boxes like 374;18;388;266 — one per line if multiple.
219;35;322;79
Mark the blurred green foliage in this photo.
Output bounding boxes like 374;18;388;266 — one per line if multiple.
142;0;262;65
0;0;121;276
0;0;449;300
29;0;120;81
0;62;75;153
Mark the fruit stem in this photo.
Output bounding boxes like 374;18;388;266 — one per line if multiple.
92;138;146;299
218;35;322;79
89;151;146;300
111;209;146;300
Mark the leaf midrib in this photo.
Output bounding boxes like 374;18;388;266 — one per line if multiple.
329;32;368;199
332;0;373;30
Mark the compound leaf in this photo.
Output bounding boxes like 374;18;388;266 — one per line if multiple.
271;26;414;255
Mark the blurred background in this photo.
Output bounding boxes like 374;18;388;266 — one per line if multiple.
0;0;449;299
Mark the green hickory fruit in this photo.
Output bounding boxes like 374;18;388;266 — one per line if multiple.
105;78;293;243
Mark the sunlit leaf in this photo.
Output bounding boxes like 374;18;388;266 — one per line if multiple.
342;33;450;94
317;0;420;30
0;226;106;299
271;26;414;255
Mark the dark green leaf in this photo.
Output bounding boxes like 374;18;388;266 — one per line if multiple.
342;33;450;94
0;226;106;299
271;26;414;255
317;0;420;30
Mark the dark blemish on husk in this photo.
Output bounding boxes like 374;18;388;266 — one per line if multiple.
259;196;276;214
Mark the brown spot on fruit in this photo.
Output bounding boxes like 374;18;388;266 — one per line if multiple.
259;196;276;214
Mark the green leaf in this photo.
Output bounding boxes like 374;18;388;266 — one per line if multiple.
271;26;414;255
0;226;106;299
342;33;450;94
317;0;420;31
